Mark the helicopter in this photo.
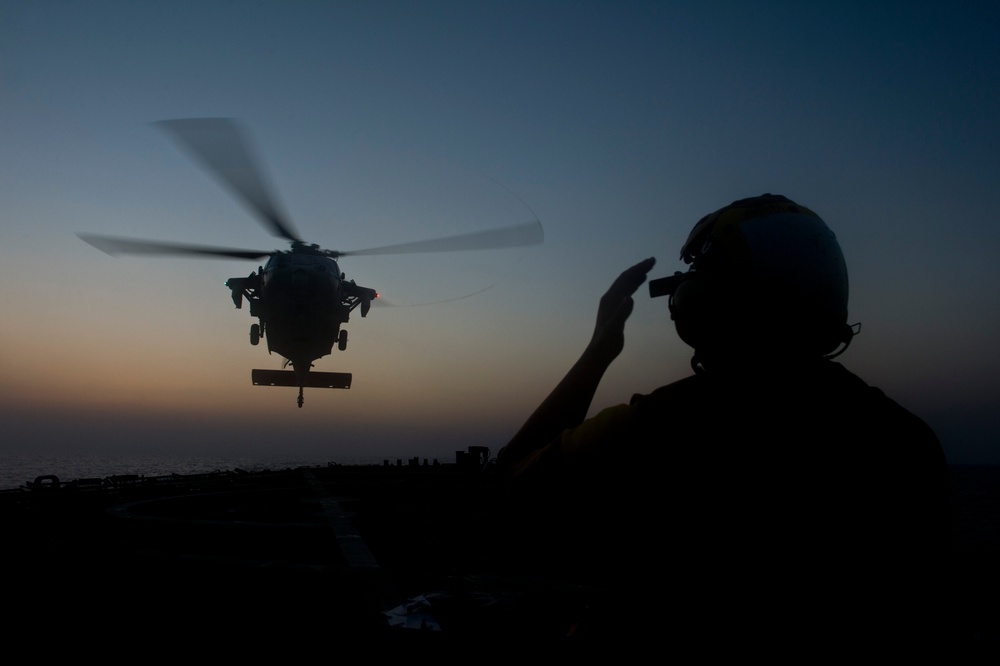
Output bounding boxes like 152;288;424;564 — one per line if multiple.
80;118;543;407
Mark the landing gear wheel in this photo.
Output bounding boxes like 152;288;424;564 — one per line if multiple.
250;323;260;346
338;329;347;351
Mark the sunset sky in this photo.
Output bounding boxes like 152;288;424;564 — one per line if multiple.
1;1;998;465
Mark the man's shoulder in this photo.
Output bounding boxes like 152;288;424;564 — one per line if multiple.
819;363;931;424
629;374;706;408
624;361;937;436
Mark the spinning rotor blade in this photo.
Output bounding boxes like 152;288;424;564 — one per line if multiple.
154;118;302;243
78;234;273;261
334;220;543;258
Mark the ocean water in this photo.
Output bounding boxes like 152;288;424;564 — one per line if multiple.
0;451;395;490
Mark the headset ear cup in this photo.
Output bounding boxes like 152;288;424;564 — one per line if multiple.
670;274;709;349
667;275;690;320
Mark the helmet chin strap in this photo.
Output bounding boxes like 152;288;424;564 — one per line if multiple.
823;323;861;360
691;354;705;374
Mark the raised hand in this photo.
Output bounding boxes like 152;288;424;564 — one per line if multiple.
588;257;656;366
498;257;656;471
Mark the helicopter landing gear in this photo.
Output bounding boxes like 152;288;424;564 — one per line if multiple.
250;323;260;346
338;329;347;351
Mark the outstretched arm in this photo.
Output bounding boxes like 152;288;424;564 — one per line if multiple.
496;257;656;471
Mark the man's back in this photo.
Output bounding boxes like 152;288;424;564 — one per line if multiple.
505;361;950;647
636;362;948;600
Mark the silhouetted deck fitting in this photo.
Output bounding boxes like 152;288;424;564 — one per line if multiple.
455;446;491;471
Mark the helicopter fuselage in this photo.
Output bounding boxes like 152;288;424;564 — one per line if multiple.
226;246;376;374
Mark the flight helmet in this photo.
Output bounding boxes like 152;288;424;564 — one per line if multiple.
649;194;852;362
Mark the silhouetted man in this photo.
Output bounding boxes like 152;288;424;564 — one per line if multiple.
496;194;950;650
